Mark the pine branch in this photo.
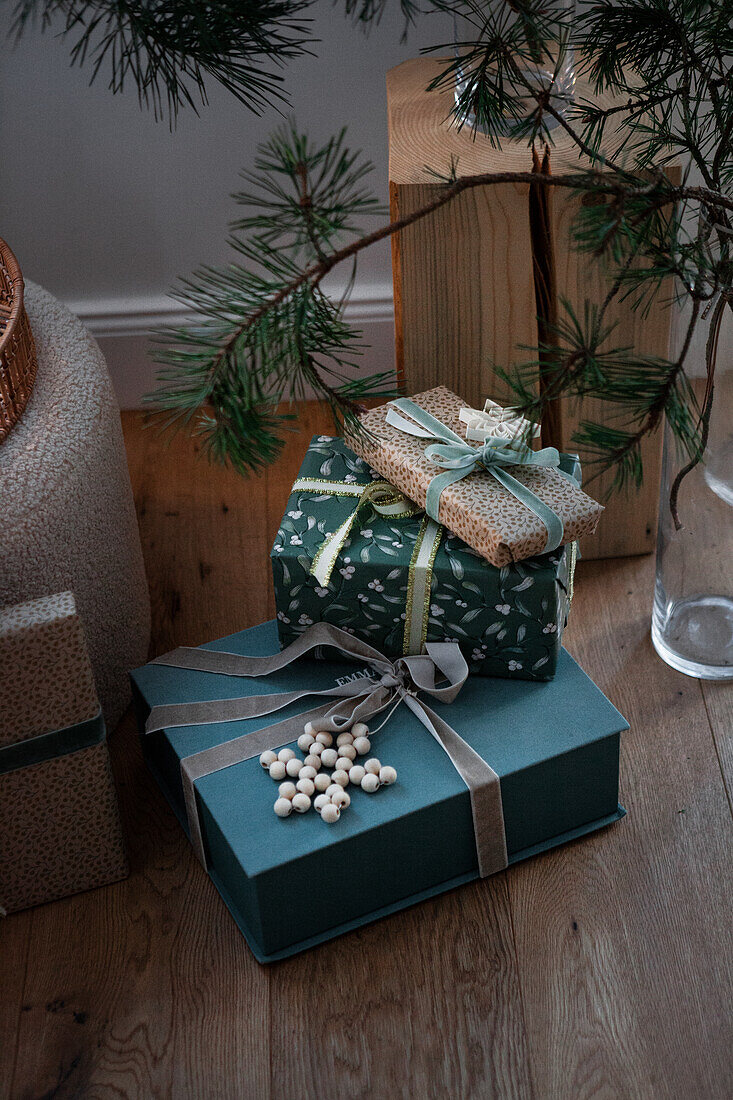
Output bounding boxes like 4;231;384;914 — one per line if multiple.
12;0;428;121
140;0;732;504
185;171;729;403
669;292;727;526
12;0;316;121
151;110;733;479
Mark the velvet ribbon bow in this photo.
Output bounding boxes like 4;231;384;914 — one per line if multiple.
144;622;507;878
386;398;566;554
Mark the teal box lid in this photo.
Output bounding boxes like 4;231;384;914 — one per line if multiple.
131;620;627;962
271;436;580;681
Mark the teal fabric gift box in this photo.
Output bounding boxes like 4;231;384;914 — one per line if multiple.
271;437;579;680
130;620;626;963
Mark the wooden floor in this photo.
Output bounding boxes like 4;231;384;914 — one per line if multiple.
3;404;732;1100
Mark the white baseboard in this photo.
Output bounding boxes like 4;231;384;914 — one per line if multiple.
66;285;396;409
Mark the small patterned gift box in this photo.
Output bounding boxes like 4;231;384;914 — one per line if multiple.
271;437;579;681
0;592;128;914
345;386;603;566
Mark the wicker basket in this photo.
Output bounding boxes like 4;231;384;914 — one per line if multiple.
0;238;38;443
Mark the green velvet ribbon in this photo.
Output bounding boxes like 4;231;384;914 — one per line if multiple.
0;710;105;776
386;398;566;554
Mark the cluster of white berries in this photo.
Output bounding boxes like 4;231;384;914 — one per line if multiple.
259;721;397;823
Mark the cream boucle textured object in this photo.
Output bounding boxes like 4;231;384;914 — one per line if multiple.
0;282;150;727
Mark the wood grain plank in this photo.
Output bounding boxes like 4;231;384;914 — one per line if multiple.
510;556;733;1100
0;916;32;1100
701;681;733;810
125;417;273;654
270;875;534;1100
391;179;537;409
550;189;676;559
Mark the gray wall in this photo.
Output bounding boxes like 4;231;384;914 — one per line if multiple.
2;9;712;405
1;7;450;406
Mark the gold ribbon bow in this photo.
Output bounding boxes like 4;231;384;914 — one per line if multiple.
291;476;443;657
305;478;421;587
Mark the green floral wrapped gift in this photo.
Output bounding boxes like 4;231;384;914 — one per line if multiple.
271;436;579;680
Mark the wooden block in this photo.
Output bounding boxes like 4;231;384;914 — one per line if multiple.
387;58;677;559
388;60;536;408
550;188;677;559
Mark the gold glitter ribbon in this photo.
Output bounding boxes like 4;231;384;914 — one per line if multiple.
404;516;442;657
290;476;443;656
300;478;421;587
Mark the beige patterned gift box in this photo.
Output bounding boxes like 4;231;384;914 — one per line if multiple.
346;386;603;567
0;592;128;914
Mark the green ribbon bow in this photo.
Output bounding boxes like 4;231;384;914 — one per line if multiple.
386;398;566;554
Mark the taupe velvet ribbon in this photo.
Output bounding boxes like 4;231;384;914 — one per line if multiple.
144;622;507;878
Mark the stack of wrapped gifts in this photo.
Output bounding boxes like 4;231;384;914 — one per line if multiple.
132;387;626;962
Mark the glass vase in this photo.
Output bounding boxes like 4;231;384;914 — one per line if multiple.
652;309;733;680
453;2;577;133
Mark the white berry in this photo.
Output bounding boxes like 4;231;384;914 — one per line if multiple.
314;794;330;813
321;803;340;823
269;761;287;781
336;732;354;747
320;748;338;768
304;721;317;736
353;736;371;756
331;769;350;787
352;722;369;738
291;793;311;813
308;741;323;756
285;757;303;777
335;756;353;772
278;782;297;800
331;788;350;809
338;744;357;761
274;797;292;817
315;731;333;747
300;765;317;781
278;747;296;763
303;754;322;771
364;758;381;775
297;777;315;797
326;783;344;799
379;765;397;786
314;773;331;792
361;773;380;793
259;750;277;769
298;732;315;752
349;765;366;786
